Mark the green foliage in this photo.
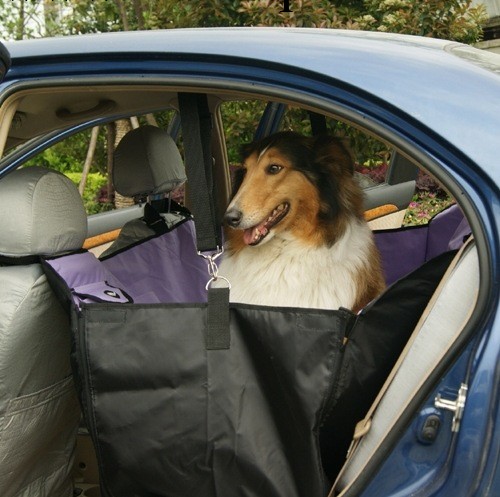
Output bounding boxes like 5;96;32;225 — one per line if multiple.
24;146;81;173
237;0;361;28
66;171;113;215
141;1;246;29
357;0;487;44
0;0;41;40
220;100;267;163
1;0;487;42
24;128;108;175
59;0;122;35
403;191;454;226
281;106;390;167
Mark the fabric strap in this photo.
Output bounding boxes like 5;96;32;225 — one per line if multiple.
309;111;327;136
206;287;231;350
0;254;40;265
178;93;229;350
178;93;222;252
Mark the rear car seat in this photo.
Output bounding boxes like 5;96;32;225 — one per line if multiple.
0;166;87;497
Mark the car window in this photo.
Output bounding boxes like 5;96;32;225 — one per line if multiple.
22;110;180;216
220;99;267;165
279;104;389;186
220;100;455;227
10;93;455;236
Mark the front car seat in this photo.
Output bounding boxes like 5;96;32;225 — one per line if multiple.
0;166;87;497
100;125;188;257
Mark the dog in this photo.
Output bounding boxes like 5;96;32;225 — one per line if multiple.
218;131;385;312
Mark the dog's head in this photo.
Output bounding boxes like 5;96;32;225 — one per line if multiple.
224;131;364;249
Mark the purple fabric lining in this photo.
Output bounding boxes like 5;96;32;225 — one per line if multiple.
374;226;428;286
47;206;469;307
374;204;469;285
425;204;468;260
45;251;128;307
100;219;208;304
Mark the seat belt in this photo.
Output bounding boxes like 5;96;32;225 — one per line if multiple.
328;236;475;496
309;111;327;136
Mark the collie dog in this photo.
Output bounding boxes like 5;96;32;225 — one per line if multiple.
218;131;385;312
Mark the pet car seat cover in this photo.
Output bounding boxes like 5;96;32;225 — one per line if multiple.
113;125;187;197
320;249;458;480
0;166;87;257
374;204;468;285
74;304;347;497
45;220;209;306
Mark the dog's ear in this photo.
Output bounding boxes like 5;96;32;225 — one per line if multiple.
338;137;356;175
313;135;364;219
313;135;355;177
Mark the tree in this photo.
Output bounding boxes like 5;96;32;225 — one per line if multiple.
0;0;42;40
79;126;100;195
1;0;487;43
113;119;135;209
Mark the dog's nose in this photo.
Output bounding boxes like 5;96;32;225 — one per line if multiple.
224;208;243;228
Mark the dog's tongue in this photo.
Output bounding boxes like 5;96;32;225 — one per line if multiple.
243;222;268;245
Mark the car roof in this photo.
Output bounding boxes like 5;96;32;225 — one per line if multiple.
3;28;500;181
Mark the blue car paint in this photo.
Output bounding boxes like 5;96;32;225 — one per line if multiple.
0;29;498;496
4;29;500;183
359;339;475;497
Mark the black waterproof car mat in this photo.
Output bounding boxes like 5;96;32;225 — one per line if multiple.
73;303;352;497
319;249;458;480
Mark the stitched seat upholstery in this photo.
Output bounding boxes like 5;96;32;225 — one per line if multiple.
0;166;87;497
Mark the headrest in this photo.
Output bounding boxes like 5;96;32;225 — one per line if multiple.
113;126;187;197
0;167;87;257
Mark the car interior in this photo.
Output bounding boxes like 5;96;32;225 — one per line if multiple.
0;83;480;497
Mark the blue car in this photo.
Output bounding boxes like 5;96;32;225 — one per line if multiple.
0;29;498;497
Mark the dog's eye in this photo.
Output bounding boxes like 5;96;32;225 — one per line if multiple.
267;164;283;175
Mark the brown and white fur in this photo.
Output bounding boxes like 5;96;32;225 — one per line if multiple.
218;131;385;313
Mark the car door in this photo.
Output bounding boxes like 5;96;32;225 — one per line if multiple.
0;42;10;81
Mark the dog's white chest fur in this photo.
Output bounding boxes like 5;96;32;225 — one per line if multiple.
219;219;373;311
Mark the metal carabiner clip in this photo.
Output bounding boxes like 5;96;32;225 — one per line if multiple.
197;246;231;290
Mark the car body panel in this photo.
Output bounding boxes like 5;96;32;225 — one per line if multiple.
2;28;500;183
0;28;498;497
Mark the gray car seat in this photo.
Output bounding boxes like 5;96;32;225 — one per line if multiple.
100;125;188;258
0;166;87;497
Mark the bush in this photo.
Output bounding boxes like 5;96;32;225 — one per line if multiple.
358;0;486;44
404;191;455;226
66;172;114;215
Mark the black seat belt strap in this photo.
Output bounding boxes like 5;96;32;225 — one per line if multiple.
309;111;327;136
178;93;222;252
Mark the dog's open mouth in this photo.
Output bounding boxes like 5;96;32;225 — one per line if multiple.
243;202;290;246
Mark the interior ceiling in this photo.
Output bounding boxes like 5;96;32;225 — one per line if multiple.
6;85;252;149
9;87;178;140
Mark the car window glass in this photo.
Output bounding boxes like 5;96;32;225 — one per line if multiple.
280;105;389;186
220;100;455;228
22;110;181;216
220;100;267;165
